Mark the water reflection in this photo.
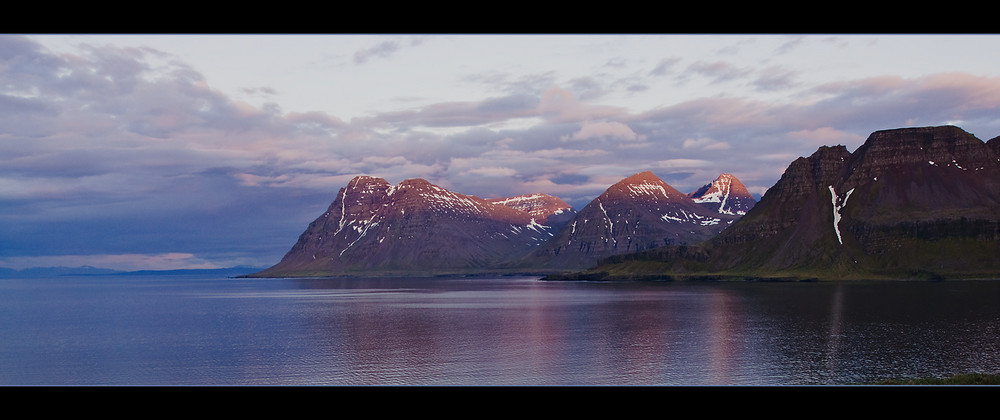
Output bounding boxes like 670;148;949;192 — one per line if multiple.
3;275;999;385
825;284;845;377
270;278;1000;385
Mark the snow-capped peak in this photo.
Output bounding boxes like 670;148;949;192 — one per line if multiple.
688;173;755;216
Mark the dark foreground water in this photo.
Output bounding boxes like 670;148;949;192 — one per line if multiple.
1;274;999;386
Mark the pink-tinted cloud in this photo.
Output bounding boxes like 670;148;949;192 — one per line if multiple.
286;111;348;131
466;167;518;177
785;127;863;148
537;86;628;122
566;120;642;142
752;65;800;92
912;72;1000;109
682;137;731;151
9;35;1000;270
0;252;222;271
799;72;1000;137
362;94;539;128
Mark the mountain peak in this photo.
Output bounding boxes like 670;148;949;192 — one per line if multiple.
843;125;994;186
253;176;578;277
603;171;688;203
866;125;976;148
566;125;1000;281
341;175;385;188
397;178;435;189
688;173;756;215
616;171;665;187
709;124;1000;277
351;174;386;183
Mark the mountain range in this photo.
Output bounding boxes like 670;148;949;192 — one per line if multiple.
253;124;1000;281
251;171;754;277
518;172;748;269
253;176;576;277
555;125;1000;281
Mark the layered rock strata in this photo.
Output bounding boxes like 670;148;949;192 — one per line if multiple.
568;125;1000;280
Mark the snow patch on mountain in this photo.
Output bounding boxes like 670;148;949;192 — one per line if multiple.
626;181;670;199
661;209;722;226
829;185;855;245
688;173;755;216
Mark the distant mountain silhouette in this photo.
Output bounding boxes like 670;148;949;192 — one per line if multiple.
0;265;264;278
553;125;1000;281
0;266;122;278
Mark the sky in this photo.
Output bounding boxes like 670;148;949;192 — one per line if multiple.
3;33;1000;271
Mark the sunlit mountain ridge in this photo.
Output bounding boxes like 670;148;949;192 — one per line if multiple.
250;171;754;277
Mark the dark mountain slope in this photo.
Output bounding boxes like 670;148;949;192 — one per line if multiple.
558;126;1000;281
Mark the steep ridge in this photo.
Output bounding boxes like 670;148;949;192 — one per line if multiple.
563;126;1000;281
487;194;576;229
252;176;575;277
520;171;745;270
688;173;756;215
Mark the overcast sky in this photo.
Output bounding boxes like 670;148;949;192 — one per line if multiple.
3;34;1000;271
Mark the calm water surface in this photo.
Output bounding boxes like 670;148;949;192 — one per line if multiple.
1;274;998;386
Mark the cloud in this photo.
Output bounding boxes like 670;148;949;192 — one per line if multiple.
241;86;277;96
463;70;558;96
654;158;713;169
466;167;517;177
686;60;752;84
528;147;610;159
352;36;427;65
633;96;781;133
801;73;1000;136
8;35;1000;270
364;94;540;128
681;137;731;150
566;76;608;101
752;66;800;92
785;127;861;148
775;35;807;54
0;252;225;271
650;57;682;76
285;110;348;136
566;120;642;142
353;39;401;64
537;86;628;122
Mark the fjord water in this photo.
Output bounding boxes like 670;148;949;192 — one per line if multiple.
2;274;999;385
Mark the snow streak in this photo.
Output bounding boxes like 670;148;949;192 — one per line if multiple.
598;200;617;246
829;185;855;245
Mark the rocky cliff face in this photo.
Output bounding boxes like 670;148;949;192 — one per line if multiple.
706;145;853;270
522;171;745;269
580;125;1000;280
254;176;575;277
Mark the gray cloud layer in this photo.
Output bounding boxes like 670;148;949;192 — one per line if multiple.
3;35;1000;269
